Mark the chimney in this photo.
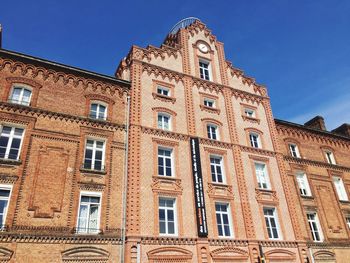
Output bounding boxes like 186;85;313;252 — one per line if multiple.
304;116;327;131
332;123;350;137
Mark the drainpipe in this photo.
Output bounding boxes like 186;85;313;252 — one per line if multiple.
120;95;130;263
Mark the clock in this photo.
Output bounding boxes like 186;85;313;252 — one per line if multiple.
198;43;209;53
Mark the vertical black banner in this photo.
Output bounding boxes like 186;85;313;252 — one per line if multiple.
190;137;208;237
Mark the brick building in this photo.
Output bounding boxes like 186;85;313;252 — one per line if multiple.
0;49;130;262
0;18;348;262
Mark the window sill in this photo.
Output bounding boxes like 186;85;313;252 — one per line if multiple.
242;115;260;124
255;188;273;193
200;105;220;114
339;200;350;204
80;168;107;175
0;158;22;166
301;195;314;200
152;93;176;104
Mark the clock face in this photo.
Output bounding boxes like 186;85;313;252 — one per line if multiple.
198;43;209;53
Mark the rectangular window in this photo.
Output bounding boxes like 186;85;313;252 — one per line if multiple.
207;124;218;140
333;177;348;201
159;198;176;235
325;151;336;164
289;144;300;158
263;207;280;239
307;212;323;242
204;98;215;108
296;173;311;196
9;86;32;106
199;60;210;80
90;103;107;120
158;147;173;177
157;86;170;96
210;156;224;183
157;113;171;131
255;163;270;190
83;139;105;171
215;203;232;237
77;194;101;234
249;133;260;148
0;126;24;160
0;187;11;228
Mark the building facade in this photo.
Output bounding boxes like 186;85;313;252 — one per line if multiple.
0;49;130;262
0;18;348;262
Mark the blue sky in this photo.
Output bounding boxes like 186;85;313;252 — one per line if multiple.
1;0;350;129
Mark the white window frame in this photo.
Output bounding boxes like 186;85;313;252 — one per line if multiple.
255;162;270;190
204;98;215;108
90;101;107;120
346;216;350;229
157;86;170;97
76;191;102;234
157;147;173;177
289;144;300;158
249;132;260;148
244;108;256;118
9;85;32;106
0;184;12;229
0;125;25;161
158;197;177;236
199;59;211;81
210;155;225;183
307;212;323;242
333;177;348;201
263;207;281;240
207;124;218;140
83;138;105;171
215;202;233;238
325;151;336;165
296;172;312;197
157;112;171;131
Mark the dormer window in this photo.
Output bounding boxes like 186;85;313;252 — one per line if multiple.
9;86;32;106
204;98;215;108
90;102;107;120
199;60;210;81
157;86;170;97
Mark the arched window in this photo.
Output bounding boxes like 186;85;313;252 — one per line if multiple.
9;85;32;106
89;102;107;120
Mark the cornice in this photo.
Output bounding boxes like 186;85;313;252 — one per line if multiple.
142;62;184;83
240;145;276;157
185;20;217;44
141;126;189;141
284;155;350;173
0;102;126;131
276;122;350;149
0;57;128;97
199;138;232;149
140;44;182;61
140;236;197;245
307;241;350;248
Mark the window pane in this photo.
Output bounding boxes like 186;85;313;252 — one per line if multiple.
168;222;175;234
0;190;10;197
159;221;166;233
0;137;9;147
159;209;165;220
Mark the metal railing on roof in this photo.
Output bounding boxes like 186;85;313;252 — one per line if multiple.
169;17;200;35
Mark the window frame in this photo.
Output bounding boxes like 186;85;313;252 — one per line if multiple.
207;123;219;140
254;162;271;190
333;176;348;201
89;101;108;121
157;112;171;131
325;150;336;165
296;172;312;197
289;143;301;158
0;125;25;161
158;197;177;236
263;207;281;240
83;138;106;171
76;191;102;234
157;86;170;97
249;132;261;148
210;155;225;184
0;184;13;229
215;202;233;238
199;59;211;81
157;146;174;177
204;97;215;108
306;212;323;242
8;85;33;106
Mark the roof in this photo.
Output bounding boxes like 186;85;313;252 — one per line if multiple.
0;48;130;88
275;118;350;141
